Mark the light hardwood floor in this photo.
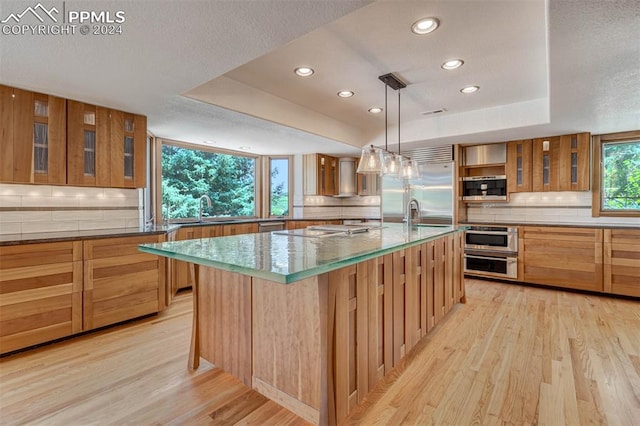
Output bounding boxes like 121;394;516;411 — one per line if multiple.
1;279;639;425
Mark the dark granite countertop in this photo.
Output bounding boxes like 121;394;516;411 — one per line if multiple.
0;218;373;246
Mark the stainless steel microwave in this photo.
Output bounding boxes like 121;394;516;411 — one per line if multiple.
462;175;507;201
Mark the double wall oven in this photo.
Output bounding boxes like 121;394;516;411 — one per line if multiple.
464;225;518;279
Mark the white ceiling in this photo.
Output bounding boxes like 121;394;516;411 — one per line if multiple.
1;0;639;157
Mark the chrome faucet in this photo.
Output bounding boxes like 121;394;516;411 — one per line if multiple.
405;198;420;228
198;194;212;222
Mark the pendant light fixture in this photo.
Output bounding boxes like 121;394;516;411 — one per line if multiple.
382;81;403;175
356;144;384;174
358;72;419;179
395;87;420;180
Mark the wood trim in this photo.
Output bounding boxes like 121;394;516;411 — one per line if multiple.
252;377;320;425
188;263;199;371
592;130;640;218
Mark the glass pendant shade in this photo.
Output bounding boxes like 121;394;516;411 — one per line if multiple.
398;159;420;180
356;145;384;174
384;153;403;175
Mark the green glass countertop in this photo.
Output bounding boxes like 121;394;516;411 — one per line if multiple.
139;224;467;284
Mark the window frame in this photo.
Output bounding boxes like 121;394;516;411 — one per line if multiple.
264;155;293;218
592;130;640;217
157;138;261;223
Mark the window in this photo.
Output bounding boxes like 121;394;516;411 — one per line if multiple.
161;142;257;221
592;131;640;216
268;157;291;217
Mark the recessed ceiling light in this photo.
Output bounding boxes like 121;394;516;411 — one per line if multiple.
441;59;464;70
238;146;251;150
411;17;440;35
337;90;354;98
294;67;314;77
460;85;480;94
368;107;383;114
203;140;216;145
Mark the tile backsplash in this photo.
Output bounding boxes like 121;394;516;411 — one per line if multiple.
293;195;381;220
466;191;639;226
0;183;142;235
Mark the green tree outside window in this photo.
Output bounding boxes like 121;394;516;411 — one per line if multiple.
161;144;256;220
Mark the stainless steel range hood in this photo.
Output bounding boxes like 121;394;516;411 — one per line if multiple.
334;157;357;197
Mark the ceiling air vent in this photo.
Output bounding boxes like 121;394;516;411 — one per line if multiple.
408;145;453;164
421;108;447;116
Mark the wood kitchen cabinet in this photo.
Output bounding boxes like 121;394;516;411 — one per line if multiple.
83;235;165;330
0;241;83;354
303;153;339;196
604;228;640;297
506;139;532;193
532;132;590;192
67;100;147;188
222;222;258;236
67;100;111;187
357;169;380;196
109;112;147;188
0;84;66;185
522;226;603;292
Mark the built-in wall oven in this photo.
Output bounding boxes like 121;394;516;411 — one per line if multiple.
464;225;518;279
462;176;507;201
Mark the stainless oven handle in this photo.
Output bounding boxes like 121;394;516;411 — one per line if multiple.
465;254;517;262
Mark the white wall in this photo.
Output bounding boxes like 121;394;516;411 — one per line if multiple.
0;183;142;235
466;191;639;226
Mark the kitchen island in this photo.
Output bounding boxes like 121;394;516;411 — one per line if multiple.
139;223;466;425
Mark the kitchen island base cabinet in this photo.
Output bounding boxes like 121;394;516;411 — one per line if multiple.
0;241;83;354
189;231;464;425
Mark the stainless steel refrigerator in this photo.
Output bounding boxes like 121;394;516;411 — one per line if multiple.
382;162;454;225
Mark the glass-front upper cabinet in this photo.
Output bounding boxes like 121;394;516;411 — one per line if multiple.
532;132;590;192
110;111;146;188
506;139;532;193
0;85;66;184
68;100;147;188
67;100;111;187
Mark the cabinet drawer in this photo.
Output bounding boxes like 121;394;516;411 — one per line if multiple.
604;229;640;297
0;241;82;354
83;235;165;330
522;227;603;292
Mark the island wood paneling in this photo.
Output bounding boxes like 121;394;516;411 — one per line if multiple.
252;274;325;425
0;241;82;353
83;235;165;330
392;249;407;366
197;267;252;387
188;230;467;425
522;226;603;292
604;228;640;297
